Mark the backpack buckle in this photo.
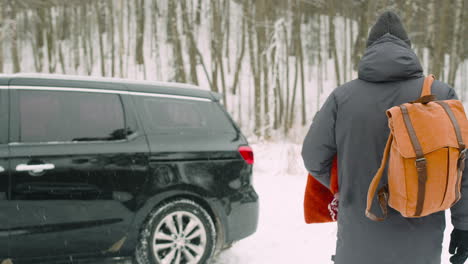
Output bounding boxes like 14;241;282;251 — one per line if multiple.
415;157;427;165
460;148;467;159
458;149;467;171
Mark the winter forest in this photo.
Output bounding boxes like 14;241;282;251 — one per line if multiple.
0;0;467;141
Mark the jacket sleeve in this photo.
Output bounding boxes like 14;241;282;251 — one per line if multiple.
448;88;468;230
301;92;337;188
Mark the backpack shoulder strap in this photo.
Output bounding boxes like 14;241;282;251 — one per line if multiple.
421;74;435;97
366;134;393;221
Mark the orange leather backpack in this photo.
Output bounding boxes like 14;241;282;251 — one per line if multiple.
366;75;468;221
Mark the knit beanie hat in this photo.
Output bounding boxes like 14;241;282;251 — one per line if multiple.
367;11;412;47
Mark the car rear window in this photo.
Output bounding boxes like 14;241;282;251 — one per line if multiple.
17;90;126;143
139;97;236;134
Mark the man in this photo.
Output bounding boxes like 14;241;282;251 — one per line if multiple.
301;11;468;264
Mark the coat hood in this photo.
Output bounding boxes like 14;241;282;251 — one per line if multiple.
358;33;423;82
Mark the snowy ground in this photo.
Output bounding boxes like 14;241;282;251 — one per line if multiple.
212;143;455;264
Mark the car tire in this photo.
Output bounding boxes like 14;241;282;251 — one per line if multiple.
135;199;216;264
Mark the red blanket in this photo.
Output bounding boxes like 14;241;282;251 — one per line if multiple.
304;156;338;223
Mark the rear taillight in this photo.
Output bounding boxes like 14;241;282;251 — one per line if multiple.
238;146;254;165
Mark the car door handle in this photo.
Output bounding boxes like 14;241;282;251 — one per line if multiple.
0;166;4;173
16;164;55;174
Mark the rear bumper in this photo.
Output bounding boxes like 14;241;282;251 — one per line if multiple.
218;185;259;243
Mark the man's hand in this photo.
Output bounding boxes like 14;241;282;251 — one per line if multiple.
450;229;468;264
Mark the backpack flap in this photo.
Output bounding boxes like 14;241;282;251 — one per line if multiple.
387;100;468;158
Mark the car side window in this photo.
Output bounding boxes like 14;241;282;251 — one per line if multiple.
145;99;206;129
0;90;7;144
17;90;126;143
139;97;236;134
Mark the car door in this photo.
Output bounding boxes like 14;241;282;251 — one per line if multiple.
0;87;10;258
7;85;149;259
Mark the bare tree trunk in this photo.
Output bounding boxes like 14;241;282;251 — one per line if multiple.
349;12;354;78
210;0;221;95
72;7;80;72
96;1;106;76
283;21;290;134
288;0;300;131
274;61;284;130
214;6;228;107
461;62;467;101
448;0;464;87
432;0;449;79
211;59;219;93
223;0;230;64
352;0;369;70
299;27;306;126
58;43;66;74
316;14;323;113
272;48;279;130
180;3;212;89
151;0;161;80
256;0;270;138
33;7;45;72
231;2;246;95
195;0;202;25
168;0;186;82
237;72;243;127
328;2;341;86
8;1;20;73
288;57;299;130
81;5;89;74
262;61;269;137
180;0;199;85
426;0;436;74
323;15;328;78
135;0;145;76
119;0;125;77
246;2;261;136
109;0;115;77
289;2;306;126
81;3;92;75
125;0;132;76
219;56;228;108
18;11;24;61
58;6;68;74
343;17;348;82
0;4;4;73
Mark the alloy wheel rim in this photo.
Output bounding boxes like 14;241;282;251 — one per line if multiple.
152;211;207;264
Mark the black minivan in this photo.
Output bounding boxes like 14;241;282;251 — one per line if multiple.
0;74;258;264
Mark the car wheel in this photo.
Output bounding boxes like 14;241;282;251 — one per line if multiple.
135;199;216;264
